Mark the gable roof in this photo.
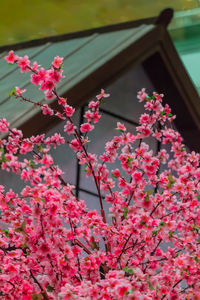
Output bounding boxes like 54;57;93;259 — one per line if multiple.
0;9;199;151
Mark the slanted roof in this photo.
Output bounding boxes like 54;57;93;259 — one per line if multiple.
0;9;199;151
0;24;154;130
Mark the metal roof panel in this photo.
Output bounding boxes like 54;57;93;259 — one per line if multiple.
0;25;154;128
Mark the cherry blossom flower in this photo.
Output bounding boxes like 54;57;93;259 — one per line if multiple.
1;51;200;299
0;118;9;133
52;56;63;69
41;104;54;116
96;89;110;100
4;50;18;64
17;55;30;72
80;123;94;133
15;86;26;95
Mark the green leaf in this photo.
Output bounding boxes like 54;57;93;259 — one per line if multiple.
124;288;134;295
160;111;165;116
194;256;199;263
152;223;165;236
145;96;151;101
159;221;166;227
7;202;14;208
123;206;128;219
169;230;174;238
0;152;11;163
115;128;124;132
168;173;175;183
21;221;26;230
15;221;26;233
8;87;16;97
168;113;173;117
123;266;133;274
148;281;154;290
29;160;35;168
46;285;54;292
37;145;44;152
15;228;23;233
183;268;189;275
147;189;154;196
89;240;99;250
100;98;105;104
111;173;117;180
147;276;154;290
126;157;133;167
168;173;175;188
127;158;133;163
1;229;9;237
64;254;69;261
20;243;28;249
31;294;43;300
192;224;200;231
144;190;153;203
140;220;146;226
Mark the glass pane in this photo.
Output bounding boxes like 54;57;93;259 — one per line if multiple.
0;167;26;193
99;65;154;123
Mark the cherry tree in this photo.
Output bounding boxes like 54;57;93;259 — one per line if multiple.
0;51;199;299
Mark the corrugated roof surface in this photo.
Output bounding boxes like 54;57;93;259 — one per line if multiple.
0;24;154;129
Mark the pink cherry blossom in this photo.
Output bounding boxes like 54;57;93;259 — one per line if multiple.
64;121;76;135
65;104;75;117
2;51;200;299
4;50;18;64
52;56;63;69
96;89;110;100
137;88;148;102
116;122;126;132
80;123;94;133
41;104;54;116
17;55;30;72
15;86;26;95
0;118;10;133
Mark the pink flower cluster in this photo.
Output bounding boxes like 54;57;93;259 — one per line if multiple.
0;52;200;299
5;50;64;100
